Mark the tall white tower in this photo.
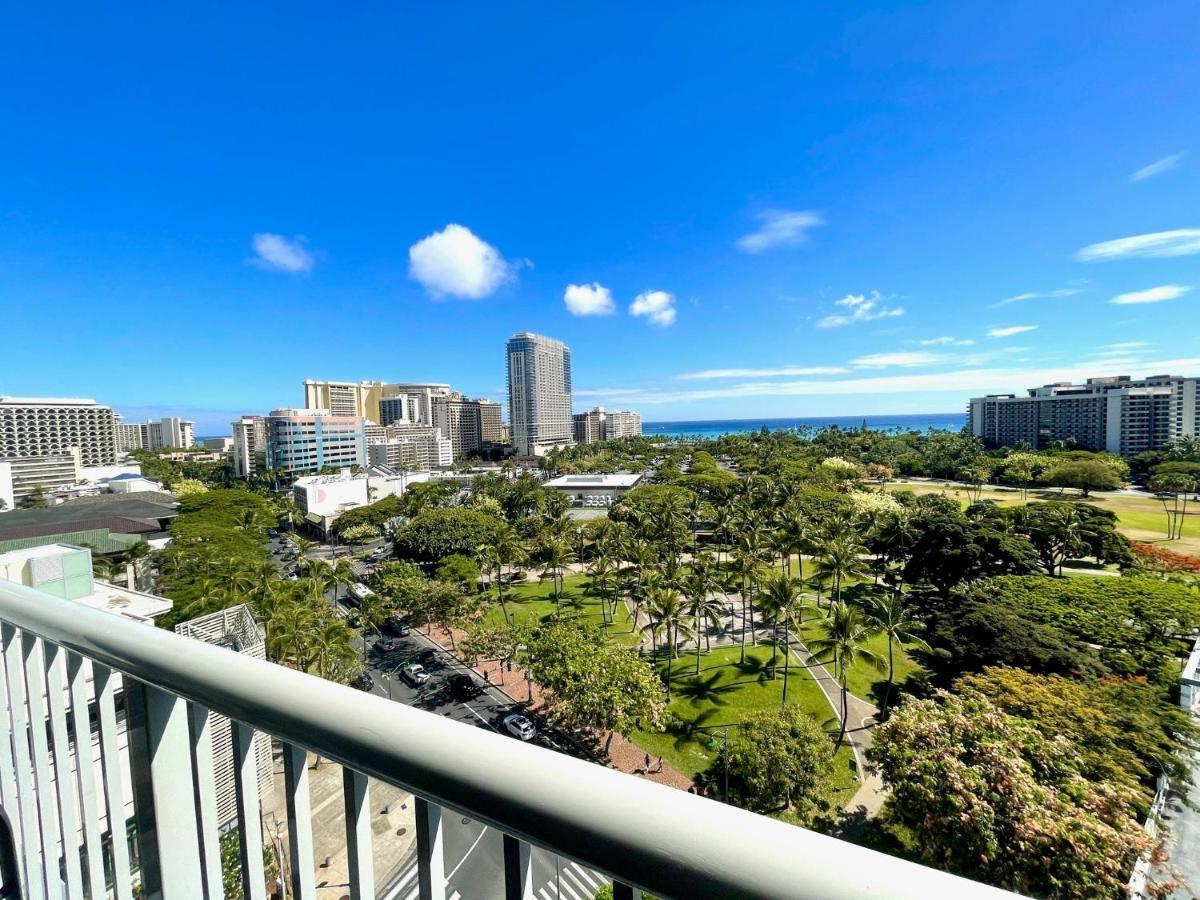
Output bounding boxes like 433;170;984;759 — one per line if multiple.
506;332;573;456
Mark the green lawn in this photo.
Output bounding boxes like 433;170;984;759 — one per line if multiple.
885;480;1200;552
628;644;860;803
482;572;639;647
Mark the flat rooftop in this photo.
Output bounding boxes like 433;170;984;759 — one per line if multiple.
544;473;643;489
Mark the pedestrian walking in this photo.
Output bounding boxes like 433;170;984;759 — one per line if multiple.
643;752;651;773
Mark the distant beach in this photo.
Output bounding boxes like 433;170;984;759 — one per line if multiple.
642;412;964;440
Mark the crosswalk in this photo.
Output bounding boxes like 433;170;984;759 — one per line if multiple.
384;856;607;900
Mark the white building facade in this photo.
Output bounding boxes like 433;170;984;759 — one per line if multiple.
507;332;573;457
266;409;366;477
0;396;118;466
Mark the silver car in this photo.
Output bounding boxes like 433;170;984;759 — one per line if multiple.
400;662;430;686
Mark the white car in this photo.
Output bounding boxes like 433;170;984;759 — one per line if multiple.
400;663;430;686
502;713;536;741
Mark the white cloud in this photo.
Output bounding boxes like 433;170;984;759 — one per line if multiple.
563;282;615;316
817;291;904;328
1110;284;1191;305
630;290;677;326
1076;229;1200;261
987;325;1038;338
676;366;847;381
250;233;314;273
408;224;515;299
1130;153;1184;182
918;336;974;346
851;352;941;368
1100;341;1150;351
735;209;824;253
991;286;1085;307
575;356;1200;407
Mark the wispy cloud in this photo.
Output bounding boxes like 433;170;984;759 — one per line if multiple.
1130;153;1184;182
630;290;677;326
250;233;314;273
563;282;615;316
917;336;974;346
1100;341;1150;351
990;286;1085;308
408;224;517;299
1110;284;1191;305
576;356;1200;407
1076;229;1200;261
735;209;824;253
676;366;847;381
987;325;1038;338
817;291;904;328
851;352;941;368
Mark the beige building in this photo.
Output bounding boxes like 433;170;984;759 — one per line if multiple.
231;415;268;478
114;416;196;451
367;424;453;470
478;399;505;443
302;380;453;425
572;407;642;444
0;396;118;467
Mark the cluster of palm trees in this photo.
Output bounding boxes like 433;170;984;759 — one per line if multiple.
471;473;928;745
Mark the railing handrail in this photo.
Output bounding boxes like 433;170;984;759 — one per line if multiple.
0;581;1021;899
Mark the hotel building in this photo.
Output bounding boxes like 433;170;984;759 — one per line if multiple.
969;374;1199;456
507;332;573;457
265;409;366;477
0;396;118;467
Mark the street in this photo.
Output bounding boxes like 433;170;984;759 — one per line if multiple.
266;533;609;898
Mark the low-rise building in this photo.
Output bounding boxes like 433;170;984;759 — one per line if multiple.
543;472;643;507
2;451;82;507
292;472;370;520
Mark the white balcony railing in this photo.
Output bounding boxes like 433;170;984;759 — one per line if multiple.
0;579;1023;900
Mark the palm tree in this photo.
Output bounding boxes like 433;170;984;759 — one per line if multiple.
729;549;761;666
328;558;358;604
122;541;153;590
681;554;720;673
642;587;694;701
812;537;868;609
91;555;116;582
776;507;812;581
539;537;574;614
589;553;618;626
759;571;804;698
808;604;885;746
866;593;928;720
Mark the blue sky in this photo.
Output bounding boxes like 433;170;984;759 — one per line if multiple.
2;2;1198;435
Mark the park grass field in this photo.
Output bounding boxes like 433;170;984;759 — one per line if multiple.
629;644;860;802
482;572;640;647
885;480;1200;554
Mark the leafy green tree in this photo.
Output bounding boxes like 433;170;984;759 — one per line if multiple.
958;667;1200;802
724;705;835;822
521;622;666;753
435;553;480;590
1045;458;1122;496
870;690;1151;899
901;509;1039;597
394;508;501;563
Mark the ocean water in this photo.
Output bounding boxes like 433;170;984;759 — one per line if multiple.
642;412;965;440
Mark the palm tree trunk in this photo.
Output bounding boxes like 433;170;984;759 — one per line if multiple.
695;611;702;674
882;636;896;721
781;624;791;706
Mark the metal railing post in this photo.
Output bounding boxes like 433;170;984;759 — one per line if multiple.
414;797;445;900
502;834;533;900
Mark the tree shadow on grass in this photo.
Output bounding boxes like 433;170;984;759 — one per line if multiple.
672;671;740;708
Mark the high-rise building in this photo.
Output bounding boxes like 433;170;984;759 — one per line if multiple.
379;395;419;426
969;373;1199;456
432;393;483;459
572;407;642;444
302;380;452;425
265;409;366;477
231;415;268;478
0;396;118;466
477;398;505;443
506;332;573;457
114;416;195;451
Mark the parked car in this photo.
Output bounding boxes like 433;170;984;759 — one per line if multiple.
400;663;430;686
448;674;481;701
352;672;374;691
268;529;279;537
373;637;397;654
382;617;410;637
417;648;438;666
502;713;536;741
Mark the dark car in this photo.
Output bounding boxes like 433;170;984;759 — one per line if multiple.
448;674;481;701
417;648;438;666
382;617;410;637
373;637;397;654
352;672;374;691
